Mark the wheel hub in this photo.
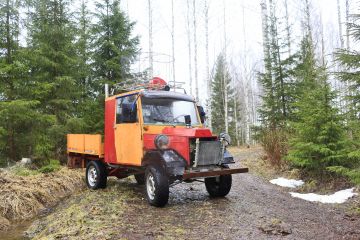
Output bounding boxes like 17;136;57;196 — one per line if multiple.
147;174;156;200
87;166;98;187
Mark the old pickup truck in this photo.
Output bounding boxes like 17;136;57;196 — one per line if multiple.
67;77;248;207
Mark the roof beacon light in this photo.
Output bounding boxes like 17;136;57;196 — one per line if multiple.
149;77;170;91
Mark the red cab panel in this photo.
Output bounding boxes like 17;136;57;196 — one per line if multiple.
143;134;190;164
104;99;117;163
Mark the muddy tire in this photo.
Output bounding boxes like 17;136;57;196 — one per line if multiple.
205;174;232;197
145;165;169;207
86;161;107;189
134;173;145;185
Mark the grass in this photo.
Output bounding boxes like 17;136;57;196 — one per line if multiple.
228;146;298;181
8;159;61;176
0;166;84;232
25;178;139;239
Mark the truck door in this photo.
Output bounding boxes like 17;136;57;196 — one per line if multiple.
114;94;143;166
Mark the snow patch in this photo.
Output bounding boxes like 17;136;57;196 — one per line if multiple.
270;177;304;188
290;188;358;204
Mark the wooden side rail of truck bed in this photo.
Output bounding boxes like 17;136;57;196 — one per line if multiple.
67;134;104;168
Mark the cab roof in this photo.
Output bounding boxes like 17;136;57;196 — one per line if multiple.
106;89;195;102
142;90;195;102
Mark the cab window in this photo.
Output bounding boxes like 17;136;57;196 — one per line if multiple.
116;95;138;124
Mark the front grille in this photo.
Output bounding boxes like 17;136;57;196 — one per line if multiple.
196;141;222;166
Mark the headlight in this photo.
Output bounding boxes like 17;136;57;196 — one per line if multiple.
219;132;231;146
155;134;170;150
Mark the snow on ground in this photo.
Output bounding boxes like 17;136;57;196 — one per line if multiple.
270;177;304;188
290;188;358;204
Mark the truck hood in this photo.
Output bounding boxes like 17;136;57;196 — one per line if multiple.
162;127;214;138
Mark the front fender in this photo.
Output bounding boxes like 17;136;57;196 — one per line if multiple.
222;149;235;164
142;150;187;177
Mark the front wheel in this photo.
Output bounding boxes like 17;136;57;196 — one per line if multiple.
145;165;169;207
205;174;232;197
86;161;107;189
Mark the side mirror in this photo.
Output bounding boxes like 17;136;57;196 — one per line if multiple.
184;115;191;127
197;106;206;124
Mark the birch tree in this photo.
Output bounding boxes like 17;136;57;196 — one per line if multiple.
223;1;228;133
148;0;153;78
193;0;199;100
171;0;175;87
186;0;193;95
204;0;211;129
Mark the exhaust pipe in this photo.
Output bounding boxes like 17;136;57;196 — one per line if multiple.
105;84;109;98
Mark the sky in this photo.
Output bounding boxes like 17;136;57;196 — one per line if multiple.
82;0;354;104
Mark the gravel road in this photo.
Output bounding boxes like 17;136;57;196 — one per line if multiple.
24;148;360;240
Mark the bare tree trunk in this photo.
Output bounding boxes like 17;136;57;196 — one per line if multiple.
284;0;291;57
204;0;212;129
193;0;199;100
337;0;344;49
261;0;270;72
345;0;350;50
6;0;11;64
171;0;176;89
148;0;153;78
223;1;228;133
320;13;326;67
304;0;312;41
242;6;250;146
186;0;193;95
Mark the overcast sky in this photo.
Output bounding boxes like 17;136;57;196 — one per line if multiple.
84;0;354;103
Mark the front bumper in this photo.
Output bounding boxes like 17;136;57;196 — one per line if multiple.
182;167;249;180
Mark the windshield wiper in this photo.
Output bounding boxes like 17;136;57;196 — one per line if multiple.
152;118;168;123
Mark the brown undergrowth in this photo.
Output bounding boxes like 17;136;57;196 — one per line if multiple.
0;167;84;231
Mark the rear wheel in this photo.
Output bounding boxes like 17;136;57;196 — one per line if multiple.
205;174;232;197
145;165;169;207
86;161;107;189
134;173;145;185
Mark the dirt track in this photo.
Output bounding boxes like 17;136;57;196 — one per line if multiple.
23;148;360;240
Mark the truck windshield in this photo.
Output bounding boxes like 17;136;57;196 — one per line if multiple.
141;97;199;125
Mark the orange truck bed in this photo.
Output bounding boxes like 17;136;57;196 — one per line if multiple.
67;134;104;157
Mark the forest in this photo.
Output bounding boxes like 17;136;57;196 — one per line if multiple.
0;0;359;185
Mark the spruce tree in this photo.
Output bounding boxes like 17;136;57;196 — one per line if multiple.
257;0;297;166
72;0;98;133
92;0;139;87
0;0;55;164
287;36;348;175
334;13;360;183
89;0;139;133
26;0;81;160
258;0;296;130
210;54;237;140
75;0;92;102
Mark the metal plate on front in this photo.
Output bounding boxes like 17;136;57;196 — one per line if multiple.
196;141;222;166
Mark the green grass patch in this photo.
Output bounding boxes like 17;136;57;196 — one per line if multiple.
38;159;61;173
10;166;39;176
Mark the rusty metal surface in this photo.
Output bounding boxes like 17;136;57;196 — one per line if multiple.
182;167;249;179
